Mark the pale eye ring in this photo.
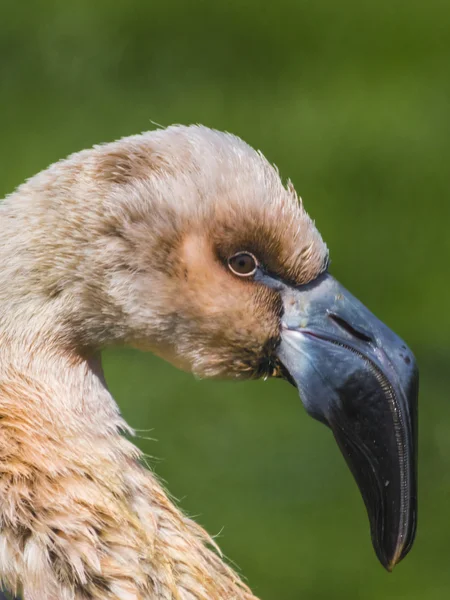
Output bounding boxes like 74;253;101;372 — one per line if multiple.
228;252;258;277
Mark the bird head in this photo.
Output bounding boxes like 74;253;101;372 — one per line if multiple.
4;124;418;571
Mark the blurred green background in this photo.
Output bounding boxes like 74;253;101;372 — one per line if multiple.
1;1;449;598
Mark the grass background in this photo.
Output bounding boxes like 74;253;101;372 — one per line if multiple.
1;1;450;598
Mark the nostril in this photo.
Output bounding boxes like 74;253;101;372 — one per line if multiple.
328;312;373;343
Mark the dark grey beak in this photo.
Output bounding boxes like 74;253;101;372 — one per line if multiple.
277;273;418;570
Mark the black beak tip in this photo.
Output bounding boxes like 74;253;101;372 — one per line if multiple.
385;562;395;574
376;548;398;573
373;519;417;572
378;549;403;573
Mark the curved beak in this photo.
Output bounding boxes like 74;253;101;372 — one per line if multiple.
277;273;418;570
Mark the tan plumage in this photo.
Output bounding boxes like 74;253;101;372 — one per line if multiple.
0;125;327;599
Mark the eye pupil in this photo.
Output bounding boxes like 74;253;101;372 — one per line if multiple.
228;252;257;277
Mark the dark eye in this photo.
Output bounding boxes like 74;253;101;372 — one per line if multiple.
228;252;258;277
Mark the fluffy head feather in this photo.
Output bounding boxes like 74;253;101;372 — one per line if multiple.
0;125;327;378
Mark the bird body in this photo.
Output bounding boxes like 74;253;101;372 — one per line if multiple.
0;126;418;598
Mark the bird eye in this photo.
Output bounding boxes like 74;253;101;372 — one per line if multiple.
228;252;258;277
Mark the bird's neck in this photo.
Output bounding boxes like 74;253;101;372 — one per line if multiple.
0;326;125;434
0;323;258;600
